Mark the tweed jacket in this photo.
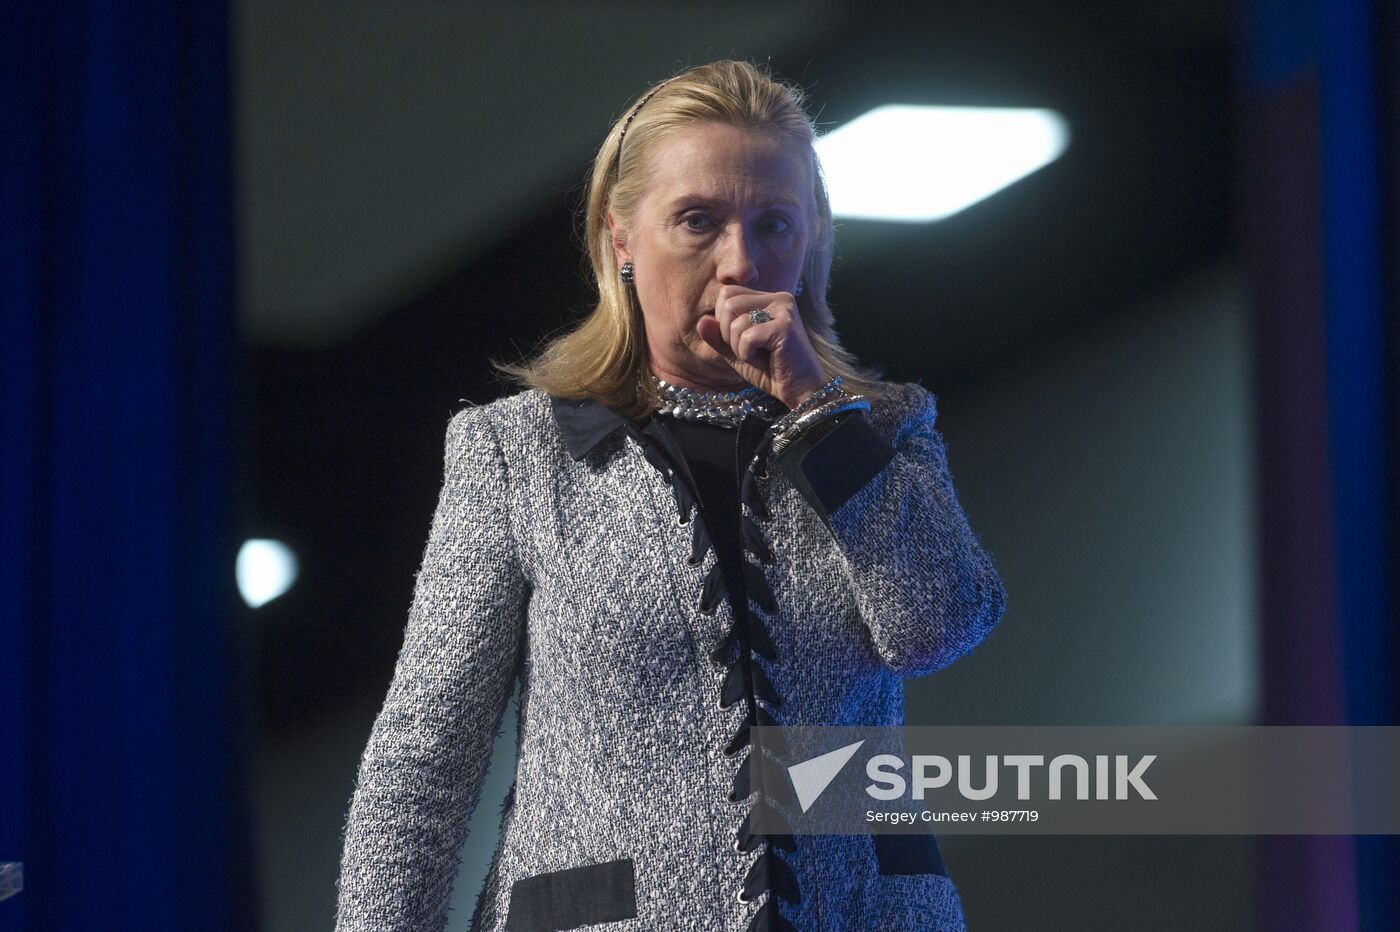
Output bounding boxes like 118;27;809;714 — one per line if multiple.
334;380;1007;932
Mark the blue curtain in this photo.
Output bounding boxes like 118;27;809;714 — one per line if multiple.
0;3;254;929
1243;0;1398;928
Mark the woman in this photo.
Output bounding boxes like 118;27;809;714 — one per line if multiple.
335;59;1006;932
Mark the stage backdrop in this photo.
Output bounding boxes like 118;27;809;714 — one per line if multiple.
1;4;256;930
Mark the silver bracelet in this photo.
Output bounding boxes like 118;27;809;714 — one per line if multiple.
770;391;870;455
771;376;844;437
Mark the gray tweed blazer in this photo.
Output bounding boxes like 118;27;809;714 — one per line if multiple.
334;381;1006;932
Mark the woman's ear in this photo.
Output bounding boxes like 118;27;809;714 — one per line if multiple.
607;211;632;266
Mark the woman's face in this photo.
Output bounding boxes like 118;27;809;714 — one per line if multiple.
610;121;813;388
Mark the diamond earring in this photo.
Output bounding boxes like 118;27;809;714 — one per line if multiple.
794;278;805;297
620;261;635;285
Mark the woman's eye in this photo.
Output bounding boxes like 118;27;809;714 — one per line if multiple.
680;212;792;235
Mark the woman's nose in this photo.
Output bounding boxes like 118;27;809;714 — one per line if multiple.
716;226;760;286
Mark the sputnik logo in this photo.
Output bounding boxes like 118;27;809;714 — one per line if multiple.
787;740;865;812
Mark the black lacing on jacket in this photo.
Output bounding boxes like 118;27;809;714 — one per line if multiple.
634;417;801;932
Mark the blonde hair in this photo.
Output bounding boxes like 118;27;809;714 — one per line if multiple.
496;58;882;417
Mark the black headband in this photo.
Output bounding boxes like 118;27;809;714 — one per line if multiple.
615;80;672;167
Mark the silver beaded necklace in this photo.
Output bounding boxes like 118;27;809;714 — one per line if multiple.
646;375;781;428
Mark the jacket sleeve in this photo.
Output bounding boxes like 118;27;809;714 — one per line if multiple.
772;382;1005;678
335;405;527;931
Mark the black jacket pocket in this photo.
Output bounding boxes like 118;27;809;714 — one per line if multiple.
505;857;638;931
874;834;948;877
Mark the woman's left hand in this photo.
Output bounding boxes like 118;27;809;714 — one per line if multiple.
697;284;828;410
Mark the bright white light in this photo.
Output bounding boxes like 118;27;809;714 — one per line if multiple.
814;104;1070;222
237;539;299;608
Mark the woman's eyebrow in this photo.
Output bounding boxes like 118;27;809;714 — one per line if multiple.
667;193;801;209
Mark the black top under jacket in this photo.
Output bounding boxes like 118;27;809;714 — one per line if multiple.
650;412;765;615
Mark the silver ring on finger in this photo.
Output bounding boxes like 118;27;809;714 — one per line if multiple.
749;309;774;325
